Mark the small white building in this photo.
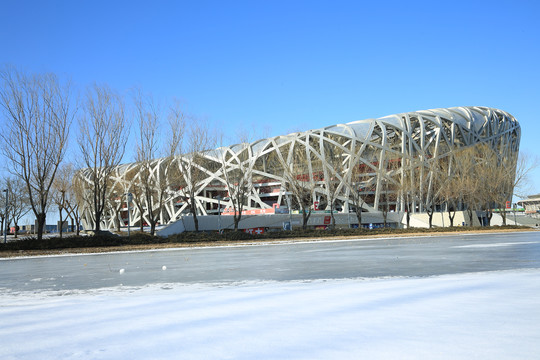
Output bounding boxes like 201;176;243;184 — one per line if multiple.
518;195;540;218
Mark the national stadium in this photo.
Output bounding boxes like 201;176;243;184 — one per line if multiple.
76;106;520;232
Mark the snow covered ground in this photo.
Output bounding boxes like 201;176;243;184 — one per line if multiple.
1;269;539;359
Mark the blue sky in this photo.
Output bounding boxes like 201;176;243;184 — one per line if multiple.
1;0;539;196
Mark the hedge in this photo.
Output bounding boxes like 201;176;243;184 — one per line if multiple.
0;225;529;252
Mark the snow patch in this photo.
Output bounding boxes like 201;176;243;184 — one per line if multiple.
1;269;539;359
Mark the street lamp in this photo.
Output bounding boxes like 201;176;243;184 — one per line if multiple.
126;193;133;237
58;204;63;238
284;191;293;231
3;189;8;244
514;203;518;225
214;195;223;234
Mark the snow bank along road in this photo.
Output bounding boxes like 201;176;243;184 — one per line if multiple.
1;232;540;359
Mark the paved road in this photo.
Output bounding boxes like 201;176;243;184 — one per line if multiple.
1;231;539;294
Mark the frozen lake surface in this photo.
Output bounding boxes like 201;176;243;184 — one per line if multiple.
1;231;540;359
1;231;540;294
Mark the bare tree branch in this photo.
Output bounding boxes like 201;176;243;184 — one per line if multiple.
77;83;128;232
0;66;74;240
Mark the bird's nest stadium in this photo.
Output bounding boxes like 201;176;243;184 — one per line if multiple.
76;106;520;231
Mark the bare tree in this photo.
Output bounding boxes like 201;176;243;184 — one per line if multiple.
275;140;317;230
398;156;423;229
422;159;445;228
128;173;146;232
0;67;74;240
0;177;8;237
172;120;215;231
133;90;184;235
472;144;508;226
451;145;491;226
446;143;517;227
60;164;82;235
321;141;348;229
472;146;536;226
71;172;88;235
511;150;539;201
436;156;461;227
462;149;481;226
0;177;30;237
77;84;128;232
220;139;253;231
52;163;74;238
379;150;401;227
347;169;375;229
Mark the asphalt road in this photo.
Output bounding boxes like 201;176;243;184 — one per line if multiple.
1;231;539;294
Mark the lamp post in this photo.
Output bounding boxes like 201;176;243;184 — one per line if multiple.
126;193;133;237
514;203;517;225
3;189;8;244
58;204;63;238
214;195;223;234
284;192;293;231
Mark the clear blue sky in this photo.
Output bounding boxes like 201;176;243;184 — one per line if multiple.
1;0;539;196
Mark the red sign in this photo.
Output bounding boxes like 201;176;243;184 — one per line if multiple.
244;227;265;235
222;208;275;216
323;216;331;225
314;201;319;210
506;201;511;209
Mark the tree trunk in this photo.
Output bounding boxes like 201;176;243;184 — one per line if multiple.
448;209;456;227
234;214;241;231
355;208;362;229
150;220;156;236
14;220;18;239
404;202;410;229
330;204;336;230
115;211;121;232
302;207;312;230
95;212;102;232
486;209;493;226
186;197;200;232
193;208;199;232
76;217;81;236
36;213;46;241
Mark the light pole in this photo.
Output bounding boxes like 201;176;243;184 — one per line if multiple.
214;195;223;234
126;193;133;237
514;203;517;225
284;192;293;231
58;204;63;238
3;189;8;244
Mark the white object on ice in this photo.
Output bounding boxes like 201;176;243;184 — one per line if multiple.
119;269;125;274
162;266;167;271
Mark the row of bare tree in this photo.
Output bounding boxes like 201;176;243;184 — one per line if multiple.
272;139;534;230
390;144;534;228
0;67;195;239
0;66;536;240
0;66;253;238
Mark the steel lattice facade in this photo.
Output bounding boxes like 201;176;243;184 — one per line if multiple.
77;106;520;230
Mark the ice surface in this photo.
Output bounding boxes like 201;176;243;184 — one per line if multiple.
1;232;540;359
2;232;540;293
